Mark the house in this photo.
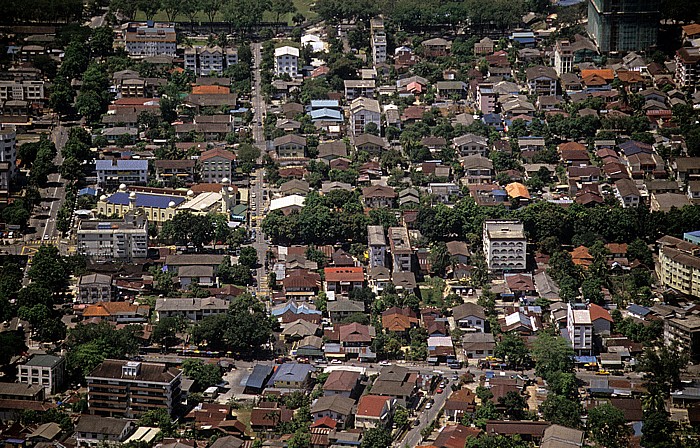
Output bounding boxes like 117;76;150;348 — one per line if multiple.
650;192;691;212
443;388;476;422
270;194;306;215
328;299;365;322
368;266;391;295
484;421;550;442
370;365;418;406
124;22;176;58
270;363;313;390
446;241;471;265
422;38;451;57
96;159;148;189
675;158;700;182
184;46;237;76
86;360;182;417
434;424;480;448
567;303;593;355
452;303;487;332
199;148;236;184
178;265;216;288
279;179;310;197
311;396;355;428
250;402;294;435
462;332;496;359
273;134;306;159
82;302;150;324
324;267;364;294
355;395;394;429
17;355;65;395
474;37;494;55
349;97;381;136
317;141;348;161
281;319;320;341
590;303;613;335
428;182;460;204
244;365;274;395
541;425;584;448
399;188;420;207
436;81;467;99
453;133;488;157
155;297;228;322
282;269;321;300
526;66;558;96
362;185;396;208
388;226;413;272
614;179;642;208
382;308;419;334
75;415;136;448
323;370;361;398
344;80;375;100
354;134;389;155
154;160;196;184
368;225;387;268
78;274;115;303
274;46;299;77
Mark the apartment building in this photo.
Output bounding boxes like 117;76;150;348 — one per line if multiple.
665;315;700;361
124;22;177;58
86;359;182;418
154;159;196;184
587;0;660;52
483;220;527;272
554;40;574;75
370;17;387;65
77;210;148;261
96;159;148;189
656;235;700;298
526;66;558;97
675;46;700;89
0;125;16;204
344;80;376;100
349;97;381;136
567;304;593;355
274;46;299;78
0;80;45;102
17;355;65;395
199;148;236;183
388;226;413;273
368;225;387;268
184;46;238;76
78;274;116;303
155;297;229;322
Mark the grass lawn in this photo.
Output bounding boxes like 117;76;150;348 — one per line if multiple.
232;409;253;434
133;0;317;26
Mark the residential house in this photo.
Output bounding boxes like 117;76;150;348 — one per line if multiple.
540;425;584;448
154;160;196;184
452;303;487;332
355;395;394;429
362;185;396;208
96;159;148;190
155;297;228;322
368;225;387;268
526;66;558;96
328;299;365;322
614;179;641;208
78;274;115;303
199;148;235;183
323;370;361;398
82;302;150;324
436;81;467;99
443;388;476;422
75;415;136;448
324;267;364;294
17;355;65;395
344;80;375;100
271;363;313;390
453;133;488;157
388;226;413;272
422;38;451;57
370;365;418;407
462;332;496;359
273;134;307;159
311;396;355;428
274;46;299;77
354;134;389;155
567;303;593;355
349;98;381;136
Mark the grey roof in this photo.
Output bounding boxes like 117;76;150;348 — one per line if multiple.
0;382;44;397
452;303;486;321
272;362;314;383
328;299;365;313
178;265;215;277
311;395;355;416
75;415;132;435
246;364;274;390
95;159;147;171
541;424;584;448
24;355;63;368
368;225;386;246
156;297;228;312
208;436;244;448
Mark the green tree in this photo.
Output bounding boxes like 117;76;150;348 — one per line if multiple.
429;241;453;277
138;408;176;435
152;316;186;350
494;332;530;369
27;245;69;295
160;211;214;249
393;406;409;428
237;143;260;173
498;390;527;420
588;403;631;448
360;427;392;448
641;410;675;448
239;246;259;269
540;394;582;428
637;345;688;398
532;333;574;382
182;359;223;391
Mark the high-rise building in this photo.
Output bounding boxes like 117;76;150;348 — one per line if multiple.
370;17;387;66
587;0;660;52
482;220;527;272
0;125;16;205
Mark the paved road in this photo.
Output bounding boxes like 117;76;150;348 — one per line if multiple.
249;41;270;297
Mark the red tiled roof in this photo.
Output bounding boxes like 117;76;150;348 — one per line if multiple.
200;148;235;161
324;267;364;282
356;395;391;417
589;303;613;322
192;85;230;95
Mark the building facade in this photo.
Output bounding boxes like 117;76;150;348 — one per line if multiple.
86;360;182;418
96;159;148;189
0;125;17;204
18;355;65;395
567;303;593;355
199;148;236;183
370;18;387;65
483;220;527;272
77;210;148;261
388;226;413;273
274;46;299;78
124;22;177;58
657;236;700;298
368;225;387;268
184;46;238;76
587;0;660;52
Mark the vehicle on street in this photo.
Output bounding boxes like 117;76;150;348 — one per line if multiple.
330;359;342;365
425;402;432;409
436;388;444;394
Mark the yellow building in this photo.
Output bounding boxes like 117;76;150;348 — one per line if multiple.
657;235;700;298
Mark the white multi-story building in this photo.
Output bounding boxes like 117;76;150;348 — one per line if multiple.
554;40;574;75
675;46;700;89
656;235;700;298
567;303;593;355
77;210;148;261
274;46;299;78
184;46;238;76
0;125;16;203
368;225;387;268
349;97;381;136
370;17;387;65
388;226;412;272
124;22;177;58
18;355;65;395
96;159;148;189
0;80;45;102
482;220;527;272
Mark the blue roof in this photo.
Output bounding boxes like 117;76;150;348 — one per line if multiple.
309;108;343;121
310;100;339;108
574;356;597;363
106;192;185;208
95;159;148;171
78;187;97;196
627;304;650;316
493;190;508;196
272;301;322;316
246;364;273;389
556;0;585;5
272;362;314;383
482;113;502;124
685;231;700;237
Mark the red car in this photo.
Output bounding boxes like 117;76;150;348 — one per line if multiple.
436;388;444;394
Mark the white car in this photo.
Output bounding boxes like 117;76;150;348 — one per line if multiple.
330;359;342;365
425;402;433;409
379;360;391;366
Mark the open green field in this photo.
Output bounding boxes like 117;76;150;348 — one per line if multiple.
133;0;317;25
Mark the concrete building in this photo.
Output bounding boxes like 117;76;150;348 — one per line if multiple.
0;80;45;102
184;46;238;76
96;159;148;189
75;416;135;448
199;148;236;183
344;80;376;100
554;40;574;75
567;303;593;355
483;220;527;272
124;22;177;58
77;210;148;261
370;17;387;65
657;235;700;298
18;355;65;395
665;315;700;361
675;47;700;89
274;46;299;78
587;0;660;52
78;274;115;303
0;125;17;204
349;97;381;136
388;226;413;273
368;225;387;268
526;66;558;97
155;297;229;322
86;359;182;418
